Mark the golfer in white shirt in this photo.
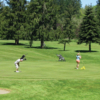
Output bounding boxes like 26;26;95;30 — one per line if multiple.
14;59;23;72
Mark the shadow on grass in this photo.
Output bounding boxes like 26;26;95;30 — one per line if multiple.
2;43;25;45
75;50;98;53
59;50;69;51
25;46;58;49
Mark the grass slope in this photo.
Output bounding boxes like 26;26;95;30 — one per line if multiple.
0;40;100;100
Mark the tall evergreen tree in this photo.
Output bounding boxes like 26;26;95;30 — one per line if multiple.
26;0;39;47
4;0;27;44
0;1;4;36
78;5;99;52
96;0;100;33
30;0;58;48
0;6;12;39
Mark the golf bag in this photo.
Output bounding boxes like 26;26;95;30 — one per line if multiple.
20;55;26;60
57;54;65;61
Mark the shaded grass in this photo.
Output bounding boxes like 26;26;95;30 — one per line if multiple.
0;40;100;100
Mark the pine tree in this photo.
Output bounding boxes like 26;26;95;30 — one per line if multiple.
96;0;100;33
78;5;99;52
4;0;27;44
0;6;12;40
26;0;39;47
30;0;58;48
0;1;4;37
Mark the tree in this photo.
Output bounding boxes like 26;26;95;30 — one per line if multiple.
0;1;3;12
30;0;58;48
96;0;100;33
63;0;81;39
78;5;99;52
58;39;69;51
0;6;12;40
4;0;27;44
54;0;81;15
26;0;39;47
0;1;5;37
57;0;81;51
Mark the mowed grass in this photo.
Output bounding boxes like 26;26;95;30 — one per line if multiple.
0;40;100;100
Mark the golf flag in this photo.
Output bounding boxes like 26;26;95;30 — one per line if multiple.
81;66;85;70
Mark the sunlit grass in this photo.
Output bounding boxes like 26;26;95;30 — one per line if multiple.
0;40;100;100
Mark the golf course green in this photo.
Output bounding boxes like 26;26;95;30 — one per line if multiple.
0;40;100;100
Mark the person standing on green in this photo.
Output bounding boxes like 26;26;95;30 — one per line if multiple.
76;53;81;69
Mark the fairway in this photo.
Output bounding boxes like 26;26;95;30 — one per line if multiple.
0;40;100;100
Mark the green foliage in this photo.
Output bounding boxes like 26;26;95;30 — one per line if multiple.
0;6;13;39
96;0;100;33
58;39;69;51
58;39;69;44
26;1;40;47
29;0;58;48
54;0;81;15
0;0;98;47
0;0;27;44
79;8;85;17
58;0;81;40
78;5;99;51
0;0;82;44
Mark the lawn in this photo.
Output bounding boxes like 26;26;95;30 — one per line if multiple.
0;40;100;100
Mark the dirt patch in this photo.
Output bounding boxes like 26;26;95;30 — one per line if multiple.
0;89;10;94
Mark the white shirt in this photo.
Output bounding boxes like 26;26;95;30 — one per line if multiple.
15;59;20;64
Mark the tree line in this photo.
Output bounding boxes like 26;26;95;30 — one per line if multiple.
0;0;100;51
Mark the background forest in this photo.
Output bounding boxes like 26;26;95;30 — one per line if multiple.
0;0;100;51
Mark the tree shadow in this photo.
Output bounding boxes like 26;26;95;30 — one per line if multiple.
75;50;98;53
59;50;69;51
2;43;25;45
25;46;58;49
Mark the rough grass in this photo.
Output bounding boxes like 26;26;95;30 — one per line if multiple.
0;40;100;100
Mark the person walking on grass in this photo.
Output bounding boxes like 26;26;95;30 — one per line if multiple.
14;59;23;72
76;53;81;69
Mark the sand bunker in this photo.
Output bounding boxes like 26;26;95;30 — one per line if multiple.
0;89;10;94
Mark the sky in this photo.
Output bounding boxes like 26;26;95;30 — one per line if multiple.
3;0;97;8
81;0;97;8
27;0;97;8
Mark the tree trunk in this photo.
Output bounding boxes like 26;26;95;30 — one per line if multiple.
30;40;33;48
64;43;66;51
41;36;44;48
15;39;19;45
69;37;71;42
89;42;91;52
30;36;33;48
